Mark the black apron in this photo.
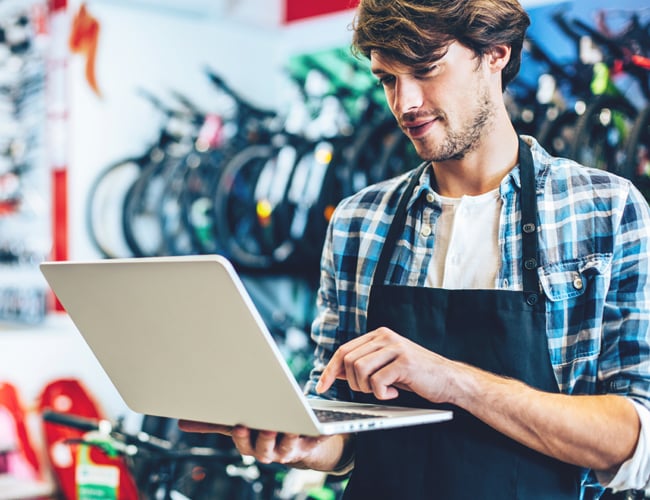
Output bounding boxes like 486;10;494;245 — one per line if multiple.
343;139;581;499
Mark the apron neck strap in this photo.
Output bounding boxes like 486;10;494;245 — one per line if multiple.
518;137;540;306
373;161;429;286
372;137;539;306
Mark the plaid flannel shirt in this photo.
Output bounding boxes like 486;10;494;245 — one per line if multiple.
305;136;650;418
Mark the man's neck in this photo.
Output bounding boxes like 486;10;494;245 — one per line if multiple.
431;122;520;198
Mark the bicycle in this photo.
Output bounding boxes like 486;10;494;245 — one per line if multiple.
42;409;347;500
211;52;418;274
120;91;205;258
621;100;650;200
157;67;278;257
42;409;276;500
210;63;350;273
566;13;649;175
85;88;203;258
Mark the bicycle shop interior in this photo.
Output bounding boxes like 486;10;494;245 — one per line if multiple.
0;0;649;498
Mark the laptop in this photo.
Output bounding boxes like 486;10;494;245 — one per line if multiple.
40;255;452;436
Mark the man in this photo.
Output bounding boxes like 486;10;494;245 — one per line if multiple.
181;0;650;497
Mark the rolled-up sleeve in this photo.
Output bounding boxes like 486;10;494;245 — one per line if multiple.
596;401;650;491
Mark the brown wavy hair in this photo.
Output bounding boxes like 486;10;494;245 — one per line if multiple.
351;0;530;90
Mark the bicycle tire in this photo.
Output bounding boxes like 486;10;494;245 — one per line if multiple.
375;125;419;182
178;148;232;255
570;94;638;174
285;140;344;272
215;144;273;267
158;156;198;256
121;157;173;257
85;158;144;258
621;104;650;201
344;116;410;187
212;143;293;270
337;116;389;196
536;107;580;160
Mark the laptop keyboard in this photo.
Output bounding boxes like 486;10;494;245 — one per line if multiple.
313;409;383;423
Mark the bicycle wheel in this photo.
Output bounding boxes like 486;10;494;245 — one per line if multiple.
570;94;638;174
345;116;414;188
339;117;393;195
375;125;419;182
86;158;143;258
536;107;580;160
178;148;232;255
158;157;198;256
213;143;295;270
122;157;173;257
621;104;650;201
285;140;344;271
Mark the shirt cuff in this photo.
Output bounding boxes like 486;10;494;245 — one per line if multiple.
595;400;650;491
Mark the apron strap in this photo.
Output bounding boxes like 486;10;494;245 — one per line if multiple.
372;137;540;306
372;162;429;286
518;137;540;306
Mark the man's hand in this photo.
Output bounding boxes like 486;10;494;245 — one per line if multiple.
178;420;349;470
315;327;641;473
316;327;457;402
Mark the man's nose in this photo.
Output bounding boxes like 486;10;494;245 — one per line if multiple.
392;78;423;116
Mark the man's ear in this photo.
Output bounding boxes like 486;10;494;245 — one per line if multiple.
486;44;511;73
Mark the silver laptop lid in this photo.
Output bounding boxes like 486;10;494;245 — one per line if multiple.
40;255;324;435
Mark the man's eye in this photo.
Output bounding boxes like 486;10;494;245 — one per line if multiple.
377;75;395;86
416;65;438;78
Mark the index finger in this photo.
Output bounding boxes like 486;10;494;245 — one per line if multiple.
315;348;349;394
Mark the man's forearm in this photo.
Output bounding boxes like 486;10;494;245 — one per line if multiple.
450;362;641;472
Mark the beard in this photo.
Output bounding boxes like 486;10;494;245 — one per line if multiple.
406;80;495;162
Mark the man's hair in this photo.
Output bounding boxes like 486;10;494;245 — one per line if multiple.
351;0;531;89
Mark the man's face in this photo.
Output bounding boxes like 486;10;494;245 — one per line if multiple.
370;42;497;162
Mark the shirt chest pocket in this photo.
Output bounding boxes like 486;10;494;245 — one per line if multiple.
538;255;612;302
537;255;612;361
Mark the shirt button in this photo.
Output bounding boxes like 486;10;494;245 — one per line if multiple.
573;275;583;290
421;224;432;237
426;192;435;203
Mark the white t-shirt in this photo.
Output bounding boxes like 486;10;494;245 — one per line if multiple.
426;188;501;289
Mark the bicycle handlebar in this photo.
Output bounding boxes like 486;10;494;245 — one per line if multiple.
525;36;573;81
134;88;191;119
203;66;276;120
42;409;103;433
42;410;245;461
551;9;583;46
570;17;627;59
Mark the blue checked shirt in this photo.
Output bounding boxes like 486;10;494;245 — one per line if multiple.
304;136;650;488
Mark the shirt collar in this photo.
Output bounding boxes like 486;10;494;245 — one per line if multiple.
403;135;547;211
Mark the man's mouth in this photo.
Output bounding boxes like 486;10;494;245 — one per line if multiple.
403;117;439;138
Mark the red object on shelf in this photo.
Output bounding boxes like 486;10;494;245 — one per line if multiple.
48;0;67;11
38;379;138;500
0;382;43;480
283;0;358;23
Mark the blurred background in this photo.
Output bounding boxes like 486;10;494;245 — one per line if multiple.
0;0;648;498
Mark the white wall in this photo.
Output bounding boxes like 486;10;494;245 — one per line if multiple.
65;0;357;260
